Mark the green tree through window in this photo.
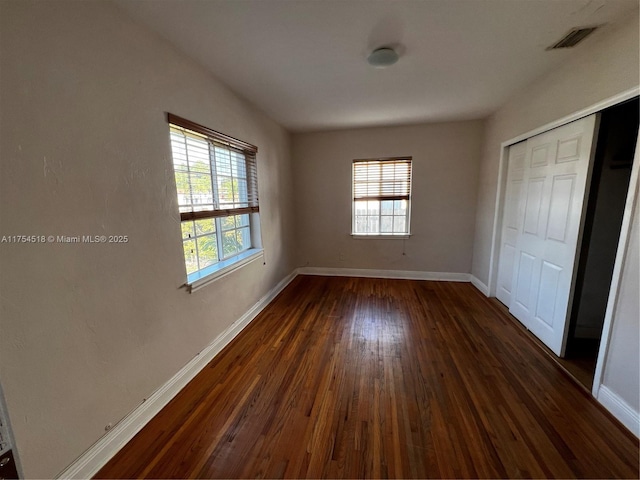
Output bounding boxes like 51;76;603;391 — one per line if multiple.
168;114;260;285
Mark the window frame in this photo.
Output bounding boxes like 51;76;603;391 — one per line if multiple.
351;157;413;238
167;113;262;291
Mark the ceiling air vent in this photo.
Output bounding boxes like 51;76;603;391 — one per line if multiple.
546;26;599;50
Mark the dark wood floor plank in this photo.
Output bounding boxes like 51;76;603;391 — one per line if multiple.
96;276;639;479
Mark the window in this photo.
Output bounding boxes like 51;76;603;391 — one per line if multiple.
352;157;412;236
168;114;261;288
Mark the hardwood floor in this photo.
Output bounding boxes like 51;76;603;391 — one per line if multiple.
96;276;639;479
490;300;600;392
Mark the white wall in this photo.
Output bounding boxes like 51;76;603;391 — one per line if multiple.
600;191;640;423
471;13;639;428
292;121;484;274
0;1;295;478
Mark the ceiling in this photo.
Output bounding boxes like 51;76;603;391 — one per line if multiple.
115;0;639;132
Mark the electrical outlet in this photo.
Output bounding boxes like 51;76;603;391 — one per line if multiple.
339;252;345;261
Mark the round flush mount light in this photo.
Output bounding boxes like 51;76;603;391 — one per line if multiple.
367;47;399;68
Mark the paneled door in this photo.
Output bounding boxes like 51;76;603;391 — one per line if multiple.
496;141;526;306
508;115;597;356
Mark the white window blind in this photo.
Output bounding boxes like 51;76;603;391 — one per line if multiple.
168;114;261;285
169;114;259;222
352;157;412;235
353;157;412;201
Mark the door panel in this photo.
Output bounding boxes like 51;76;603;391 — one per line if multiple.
508;114;597;356
514;250;536;311
535;260;562;327
496;141;526;305
546;175;576;242
531;146;550;167
523;178;545;235
505;180;523;229
557;135;582;162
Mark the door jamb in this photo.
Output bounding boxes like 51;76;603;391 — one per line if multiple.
591;128;640;397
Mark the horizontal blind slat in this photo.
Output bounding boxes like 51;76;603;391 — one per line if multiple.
180;206;259;222
352;157;412;200
353;195;410;201
168;113;258;154
169;116;259;217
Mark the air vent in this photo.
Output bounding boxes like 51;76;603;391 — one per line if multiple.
547;26;599;50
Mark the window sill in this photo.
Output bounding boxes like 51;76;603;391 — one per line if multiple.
351;234;411;240
186;248;264;293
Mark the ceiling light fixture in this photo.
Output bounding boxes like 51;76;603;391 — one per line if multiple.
367;47;399;68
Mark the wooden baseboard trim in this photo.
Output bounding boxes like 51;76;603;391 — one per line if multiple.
297;267;471;282
56;270;299;479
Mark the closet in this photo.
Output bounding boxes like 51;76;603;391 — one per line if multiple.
496;98;639;363
496;115;598;356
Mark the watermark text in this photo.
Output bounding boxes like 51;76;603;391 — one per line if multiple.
1;235;129;244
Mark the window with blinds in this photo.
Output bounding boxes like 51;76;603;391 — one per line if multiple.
168;114;262;287
352;157;412;235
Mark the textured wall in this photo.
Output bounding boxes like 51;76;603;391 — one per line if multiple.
0;1;295;477
292;121;484;274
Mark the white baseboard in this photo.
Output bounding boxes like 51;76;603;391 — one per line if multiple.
56;270;298;479
597;385;640;438
297;266;470;282
470;275;490;296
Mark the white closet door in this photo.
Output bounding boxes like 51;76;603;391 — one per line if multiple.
509;114;597;356
496;141;526;306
